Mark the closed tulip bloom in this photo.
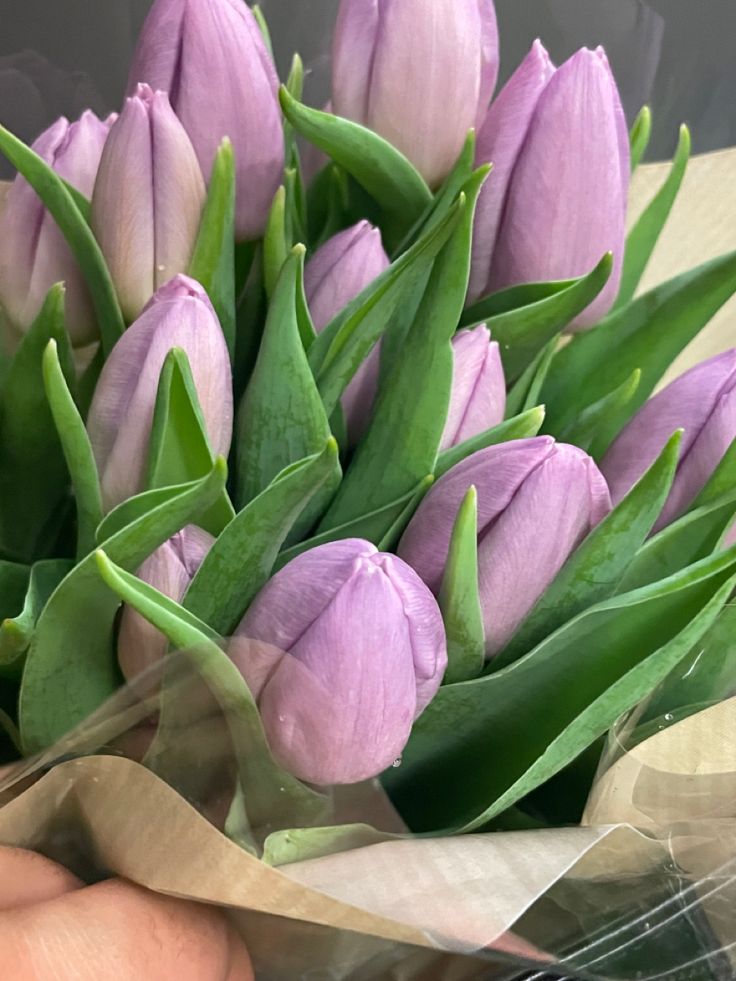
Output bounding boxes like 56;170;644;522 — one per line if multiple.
441;325;506;450
233;539;447;785
399;439;611;656
0;111;112;346
305;221;390;443
486;48;630;329
91;84;206;322
87;275;232;510
118;526;214;682
602;349;736;531
469;41;556;302
332;0;499;189
127;0;283;242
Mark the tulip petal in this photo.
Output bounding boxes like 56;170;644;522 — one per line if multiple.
441;326;506;450
331;0;380;123
398;437;555;594
126;0;184;96
469;41;555;301
477;444;609;654
488;48;628;329
476;0;500;122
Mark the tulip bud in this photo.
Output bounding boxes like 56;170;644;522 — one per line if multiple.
332;0;499;189
87;274;232;510
479;47;629;329
305;221;390;444
232;539;447;785
441;325;506;450
602;349;736;531
0;111;113;347
118;525;214;682
399;439;611;656
91;84;206;323
127;0;283;242
469;41;556;302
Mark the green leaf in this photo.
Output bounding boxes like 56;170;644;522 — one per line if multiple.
615;125;691;310
618;489;736;593
263;824;398;866
146;348;234;535
439;487;485;684
629;105;652;172
95;551;329;833
305;164;351;248
462;279;574;325
188;139;236;359
542;250;736;436
42;339;103;558
263;186;288;298
318;172;485;532
251;4;273;57
275;476;433;570
0;559;31;672
286;52;304;101
235;249;340;533
0;123;124;354
0;285;74;562
435;407;546;480
310;200;461;417
385;546;736;833
466;254;613;383
18;460;228;753
0;559;73;678
559;369;642;457
495;432;682;668
504;338;558;419
279;88;432;247
690;436;736;510
184;440;341;635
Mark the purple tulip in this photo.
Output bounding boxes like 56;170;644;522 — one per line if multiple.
127;0;283;242
441;325;506;451
399;439;611;656
87;274;232;510
91;84;206;323
332;0;499;189
468;41;556;302
304;221;389;444
476;47;629;329
602;349;736;531
0;111;113;346
118;525;214;682
231;539;447;785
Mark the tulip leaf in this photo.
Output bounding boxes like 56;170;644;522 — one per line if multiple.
263;186;288;298
263;824;399;866
318;172;484;532
18;459;228;753
0;559;73;678
0;560;32;672
496;431;682;668
309;198;461;417
306;164;351;248
385;545;736;832
42;339;103;559
629;105;652;173
279;88;433;247
542;249;736;436
184;439;340;635
94;551;330;833
618;488;736;593
559;369;642;456
690;436;736;512
252;4;274;58
285;163;308;248
435;407;546;480
505;338;558;419
276;475;433;570
0;123;125;354
235;250;340;536
439;487;485;685
146;348;235;536
462;279;575;326
188;139;237;360
0;285;75;563
615;125;691;311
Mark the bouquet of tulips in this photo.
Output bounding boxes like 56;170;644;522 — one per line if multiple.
1;0;736;976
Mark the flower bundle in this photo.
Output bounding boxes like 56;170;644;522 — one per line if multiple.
1;0;736;876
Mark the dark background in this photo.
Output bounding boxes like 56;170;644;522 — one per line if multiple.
1;0;735;177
